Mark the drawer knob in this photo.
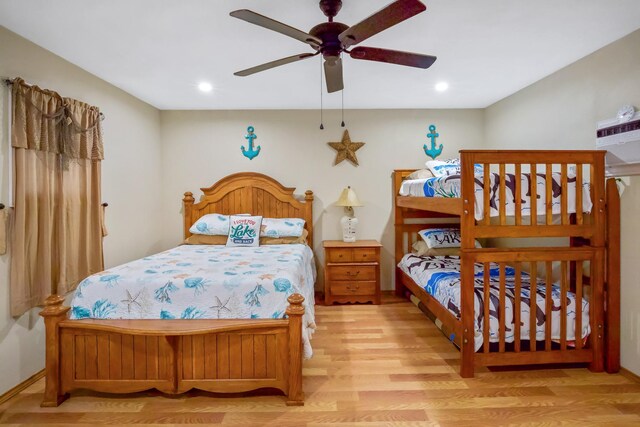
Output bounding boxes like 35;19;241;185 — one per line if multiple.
347;271;360;277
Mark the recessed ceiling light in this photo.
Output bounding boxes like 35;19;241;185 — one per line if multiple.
198;82;213;93
435;82;449;92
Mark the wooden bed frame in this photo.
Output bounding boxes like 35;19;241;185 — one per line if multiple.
39;172;314;407
394;150;620;377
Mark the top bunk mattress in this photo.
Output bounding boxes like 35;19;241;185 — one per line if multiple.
399;172;592;220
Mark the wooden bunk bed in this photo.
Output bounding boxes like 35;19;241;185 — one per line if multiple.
394;150;620;378
39;172;314;407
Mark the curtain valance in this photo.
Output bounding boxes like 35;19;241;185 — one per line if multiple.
11;77;104;160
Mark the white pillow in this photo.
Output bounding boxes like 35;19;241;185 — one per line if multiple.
189;213;230;235
426;159;483;177
405;168;434;180
412;241;460;257
261;218;305;238
418;228;481;249
226;215;262;247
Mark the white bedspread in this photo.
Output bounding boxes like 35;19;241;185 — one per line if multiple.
70;244;317;358
399;173;592;220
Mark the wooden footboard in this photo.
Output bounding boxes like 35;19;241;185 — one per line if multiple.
39;294;305;407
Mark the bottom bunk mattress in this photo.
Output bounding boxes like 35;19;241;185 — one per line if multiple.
69;244;317;357
398;254;590;351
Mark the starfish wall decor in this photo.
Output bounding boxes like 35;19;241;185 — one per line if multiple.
327;130;365;166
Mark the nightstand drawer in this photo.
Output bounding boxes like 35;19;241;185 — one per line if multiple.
327;265;376;281
327;248;353;263
329;281;376;296
353;248;377;262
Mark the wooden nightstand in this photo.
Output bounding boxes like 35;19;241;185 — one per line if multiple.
323;240;382;305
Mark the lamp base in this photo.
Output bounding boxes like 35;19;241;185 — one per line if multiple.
340;216;358;243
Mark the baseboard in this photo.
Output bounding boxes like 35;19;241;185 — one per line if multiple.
0;369;45;405
620;367;640;384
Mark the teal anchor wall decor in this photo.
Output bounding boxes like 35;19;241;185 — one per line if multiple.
241;126;261;160
423;124;443;159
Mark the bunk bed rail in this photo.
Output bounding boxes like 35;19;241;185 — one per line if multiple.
459;150;606;246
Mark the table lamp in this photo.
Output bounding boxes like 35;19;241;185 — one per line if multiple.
335;186;363;243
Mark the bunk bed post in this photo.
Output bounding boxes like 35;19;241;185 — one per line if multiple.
459;151;477;377
394;171;407;297
588;153;606;372
605;177;620;373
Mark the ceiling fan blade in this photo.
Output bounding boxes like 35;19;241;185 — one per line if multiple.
230;9;322;48
338;0;426;49
234;53;318;77
350;46;436;69
324;57;344;93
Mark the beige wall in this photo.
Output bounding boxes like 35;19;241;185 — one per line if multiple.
160;109;485;289
0;26;165;394
485;29;640;376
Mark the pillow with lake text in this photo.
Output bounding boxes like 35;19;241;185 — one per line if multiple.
226;215;262;247
418;227;481;249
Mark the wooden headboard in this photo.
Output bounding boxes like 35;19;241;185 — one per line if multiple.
183;172;314;247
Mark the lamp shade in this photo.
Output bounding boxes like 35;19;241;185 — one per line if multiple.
335;186;363;207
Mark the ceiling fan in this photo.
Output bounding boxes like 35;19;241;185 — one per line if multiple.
230;0;436;93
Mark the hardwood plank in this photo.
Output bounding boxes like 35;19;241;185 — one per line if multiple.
85;335;98;379
121;335;134;379
182;335;193;380
108;334;122;380
146;336;159;380
74;335;85;380
241;335;254;379
217;334;230;379
96;334;110;380
192;335;205;380
204;334;217;379
133;335;147;380
228;335;242;379
266;333;277;379
254;334;267;379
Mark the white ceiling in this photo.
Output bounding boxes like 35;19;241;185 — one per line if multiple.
1;0;639;110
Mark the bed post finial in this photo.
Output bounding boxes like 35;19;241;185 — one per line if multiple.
304;191;314;248
39;295;70;407
285;293;305;406
183;192;195;239
305;190;314;202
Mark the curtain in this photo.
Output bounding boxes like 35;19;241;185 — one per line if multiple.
10;78;104;317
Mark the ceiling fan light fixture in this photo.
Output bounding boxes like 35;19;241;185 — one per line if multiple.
435;82;449;92
198;82;213;93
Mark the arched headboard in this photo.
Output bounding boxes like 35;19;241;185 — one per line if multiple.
183;172;314;247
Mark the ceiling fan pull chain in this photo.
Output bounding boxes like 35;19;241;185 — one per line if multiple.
320;55;324;130
341;71;346;127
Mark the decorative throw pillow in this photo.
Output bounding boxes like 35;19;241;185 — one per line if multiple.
412;240;461;257
426;159;483;177
405;168;434;180
418;228;481;249
261;218;305;238
226;215;262;247
189;213;230;236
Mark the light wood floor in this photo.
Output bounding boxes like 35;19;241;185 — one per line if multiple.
1;293;639;426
